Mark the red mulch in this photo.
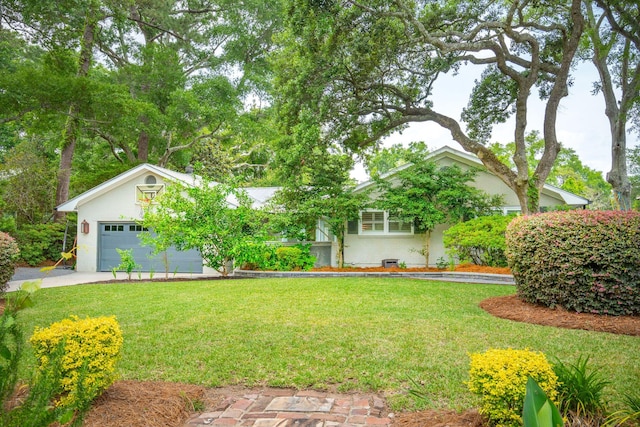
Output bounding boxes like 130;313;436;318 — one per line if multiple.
312;263;512;275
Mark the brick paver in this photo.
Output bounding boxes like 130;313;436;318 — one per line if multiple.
184;389;393;427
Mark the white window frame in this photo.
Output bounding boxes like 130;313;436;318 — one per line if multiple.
359;210;413;235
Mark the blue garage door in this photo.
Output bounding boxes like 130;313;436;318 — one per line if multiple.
98;223;203;273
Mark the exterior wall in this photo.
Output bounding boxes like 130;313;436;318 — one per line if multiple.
343;223;450;267
342;155;571;268
74;171;172;272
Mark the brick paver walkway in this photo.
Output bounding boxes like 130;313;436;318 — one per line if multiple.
184;389;393;427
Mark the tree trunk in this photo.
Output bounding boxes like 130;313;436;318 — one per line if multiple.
137;128;149;162
53;19;95;221
337;237;345;268
423;230;431;267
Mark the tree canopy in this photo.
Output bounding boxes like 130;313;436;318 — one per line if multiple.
275;0;585;214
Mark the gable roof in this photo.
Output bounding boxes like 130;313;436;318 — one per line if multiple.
56;163;279;212
354;145;590;206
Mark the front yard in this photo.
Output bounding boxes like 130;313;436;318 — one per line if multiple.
15;277;640;411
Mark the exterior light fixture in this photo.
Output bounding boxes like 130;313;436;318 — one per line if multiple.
81;220;89;234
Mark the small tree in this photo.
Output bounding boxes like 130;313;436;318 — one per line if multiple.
375;152;503;266
141;179;265;276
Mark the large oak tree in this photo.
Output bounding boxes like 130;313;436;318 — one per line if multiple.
276;0;585;214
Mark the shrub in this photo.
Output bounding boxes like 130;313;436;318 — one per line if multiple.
237;242;280;270
275;245;316;271
30;315;123;409
0;232;20;294
14;222;68;266
505;210;640;315
468;348;559;427
443;215;515;267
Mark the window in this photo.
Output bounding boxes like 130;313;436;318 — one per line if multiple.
104;224;124;232
135;184;165;204
388;217;412;233
361;211;385;232
360;211;412;235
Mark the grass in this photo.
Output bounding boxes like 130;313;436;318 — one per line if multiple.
13;277;640;411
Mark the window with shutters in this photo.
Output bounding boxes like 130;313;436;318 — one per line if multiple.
360;211;412;235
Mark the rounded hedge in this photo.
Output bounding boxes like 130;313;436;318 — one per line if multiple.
0;232;20;293
505;210;640;316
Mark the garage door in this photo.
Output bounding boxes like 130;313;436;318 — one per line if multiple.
99;223;203;273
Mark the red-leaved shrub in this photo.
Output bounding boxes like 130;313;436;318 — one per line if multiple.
505;210;640;315
0;232;20;294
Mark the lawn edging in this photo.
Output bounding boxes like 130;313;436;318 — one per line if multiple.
233;269;515;284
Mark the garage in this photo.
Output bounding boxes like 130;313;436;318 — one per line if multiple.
98;222;203;273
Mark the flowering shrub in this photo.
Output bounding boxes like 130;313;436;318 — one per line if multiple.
0;232;20;294
30;315;123;408
468;348;559;427
505;210;640;315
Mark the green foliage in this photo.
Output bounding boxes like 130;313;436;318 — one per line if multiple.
374;151;503;264
141;179;267;276
489;132;612;209
553;356;609;418
0;139;57;225
375;156;502;234
14;222;67;266
239;243;316;271
505;210;640;315
605;391;640;427
274;245;316;271
522;377;564;427
30;315;123;409
272;110;369;267
0;283;90;427
443;215;515;267
0;232;19;294
468;348;559;427
111;248;142;280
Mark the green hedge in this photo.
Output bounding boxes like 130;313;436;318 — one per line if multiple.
505;210;640;315
14;223;68;267
443;215;514;267
238;243;316;271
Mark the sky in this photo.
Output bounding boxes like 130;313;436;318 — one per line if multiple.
351;63;639;183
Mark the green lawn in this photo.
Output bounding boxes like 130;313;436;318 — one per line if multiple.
15;277;640;410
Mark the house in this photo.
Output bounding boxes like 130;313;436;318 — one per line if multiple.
56;163;278;273
340;146;590;267
58;146;589;272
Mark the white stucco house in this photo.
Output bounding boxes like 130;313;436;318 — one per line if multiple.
57;146;589;272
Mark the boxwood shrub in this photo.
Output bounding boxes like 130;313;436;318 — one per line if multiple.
505;210;640;315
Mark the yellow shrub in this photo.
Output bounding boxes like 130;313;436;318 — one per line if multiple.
30;315;123;408
468;348;558;427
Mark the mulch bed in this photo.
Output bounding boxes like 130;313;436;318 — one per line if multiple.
480;294;640;336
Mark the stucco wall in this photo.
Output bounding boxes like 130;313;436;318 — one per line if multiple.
74;171;169;272
342;155;571;268
343;224;450;267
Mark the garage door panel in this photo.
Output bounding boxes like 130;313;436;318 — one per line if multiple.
99;223;202;273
